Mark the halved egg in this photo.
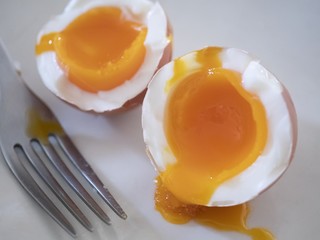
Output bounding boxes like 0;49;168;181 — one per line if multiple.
142;47;297;206
35;0;172;112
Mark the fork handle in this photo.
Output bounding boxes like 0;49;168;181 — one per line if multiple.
0;41;27;96
57;135;127;220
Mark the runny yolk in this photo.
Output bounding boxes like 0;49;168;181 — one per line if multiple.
155;177;274;240
162;47;268;205
35;7;147;93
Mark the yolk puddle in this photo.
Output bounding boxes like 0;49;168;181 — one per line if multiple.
35;7;147;92
27;108;63;143
155;177;274;240
162;47;268;205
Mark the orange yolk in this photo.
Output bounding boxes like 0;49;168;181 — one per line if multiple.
155;177;274;240
162;47;268;205
27;108;63;144
35;7;147;93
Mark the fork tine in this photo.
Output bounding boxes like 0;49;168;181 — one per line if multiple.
26;141;93;231
1;147;77;237
43;135;111;224
0;42;126;236
54;134;127;220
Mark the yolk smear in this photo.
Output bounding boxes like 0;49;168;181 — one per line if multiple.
165;47;222;91
27;108;63;144
163;47;268;205
165;57;188;92
35;7;147;92
155;177;274;240
196;46;222;70
35;32;57;54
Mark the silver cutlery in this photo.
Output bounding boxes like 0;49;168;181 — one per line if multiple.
0;41;127;237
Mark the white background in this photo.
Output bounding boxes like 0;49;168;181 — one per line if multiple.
0;0;319;239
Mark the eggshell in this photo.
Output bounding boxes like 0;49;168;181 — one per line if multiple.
142;47;298;206
36;0;172;112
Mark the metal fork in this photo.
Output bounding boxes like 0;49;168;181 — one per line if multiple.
0;42;127;237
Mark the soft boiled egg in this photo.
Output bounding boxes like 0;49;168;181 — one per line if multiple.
35;0;172;112
142;47;297;206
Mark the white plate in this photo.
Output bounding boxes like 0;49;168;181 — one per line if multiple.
0;0;320;239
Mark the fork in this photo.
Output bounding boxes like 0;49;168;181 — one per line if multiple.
0;42;127;237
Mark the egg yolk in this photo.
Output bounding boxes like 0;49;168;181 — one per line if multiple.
155;177;274;240
35;7;147;93
162;47;268;205
27;108;63;144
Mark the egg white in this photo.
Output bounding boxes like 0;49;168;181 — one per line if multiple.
36;0;169;112
142;47;295;206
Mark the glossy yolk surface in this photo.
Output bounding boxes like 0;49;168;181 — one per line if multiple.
155;177;274;240
162;47;268;205
35;7;147;92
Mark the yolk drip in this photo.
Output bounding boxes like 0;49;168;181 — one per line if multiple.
155;177;274;240
27;108;63;144
162;47;268;205
35;7;147;92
